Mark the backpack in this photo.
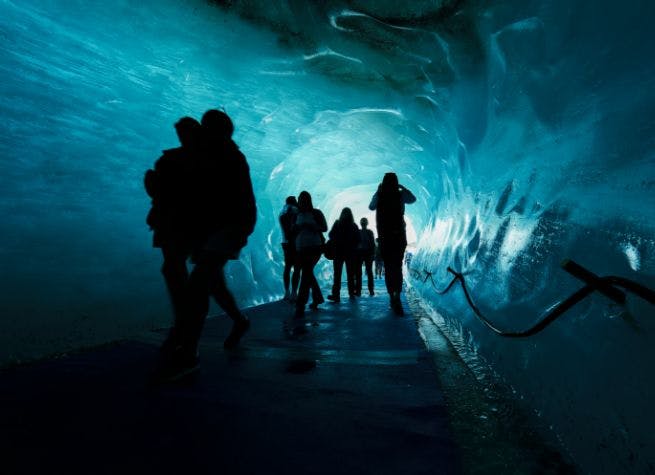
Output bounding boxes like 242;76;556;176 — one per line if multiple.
323;239;336;260
144;148;191;248
376;189;404;238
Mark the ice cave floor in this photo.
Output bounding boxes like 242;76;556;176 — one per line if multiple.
0;280;575;474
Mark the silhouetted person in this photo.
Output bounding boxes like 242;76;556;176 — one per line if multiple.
369;172;416;315
154;109;256;381
279;196;300;301
145;117;202;352
327;208;360;302
293;191;327;318
374;238;384;279
355;217;376;296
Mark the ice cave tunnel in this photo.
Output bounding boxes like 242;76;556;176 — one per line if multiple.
1;0;654;473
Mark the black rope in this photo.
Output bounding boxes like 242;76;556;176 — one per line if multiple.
420;268;459;295
410;262;655;338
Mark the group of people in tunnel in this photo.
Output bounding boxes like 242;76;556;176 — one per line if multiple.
145;111;415;383
279;197;374;317
279;174;416;318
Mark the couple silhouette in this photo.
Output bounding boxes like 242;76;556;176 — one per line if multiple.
145;109;256;383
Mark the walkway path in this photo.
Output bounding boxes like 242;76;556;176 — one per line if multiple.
0;281;460;474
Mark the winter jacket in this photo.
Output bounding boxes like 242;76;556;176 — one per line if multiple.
328;220;361;260
294;209;327;250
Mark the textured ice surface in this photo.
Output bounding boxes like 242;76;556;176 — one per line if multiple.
1;0;654;473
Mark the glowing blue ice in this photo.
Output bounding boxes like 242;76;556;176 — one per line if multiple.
0;0;654;473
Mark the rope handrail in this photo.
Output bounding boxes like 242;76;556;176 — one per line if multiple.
410;259;655;338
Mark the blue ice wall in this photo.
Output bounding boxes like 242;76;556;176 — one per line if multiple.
409;3;655;474
1;0;654;473
0;0;430;362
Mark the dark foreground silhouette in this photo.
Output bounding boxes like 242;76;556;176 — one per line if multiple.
146;109;256;382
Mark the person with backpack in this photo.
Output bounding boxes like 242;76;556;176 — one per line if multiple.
145;117;202;357
293;191;327;318
279;196;300;301
326;208;361;302
369;172;416;315
152;109;257;382
355;217;376;297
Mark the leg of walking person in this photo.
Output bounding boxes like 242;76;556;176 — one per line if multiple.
364;256;374;295
388;244;406;314
309;254;324;309
329;258;344;302
282;242;292;298
182;251;251;354
296;247;321;317
152;251;217;382
290;254;300;301
392;245;406;295
211;260;240;319
345;256;357;297
211;259;250;349
354;254;363;296
381;239;405;314
160;245;189;351
380;240;394;297
295;250;312;316
382;255;394;296
182;253;221;356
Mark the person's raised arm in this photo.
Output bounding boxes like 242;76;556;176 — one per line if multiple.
368;191;379;210
399;185;416;204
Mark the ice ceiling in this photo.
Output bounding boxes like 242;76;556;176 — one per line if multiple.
1;0;654;472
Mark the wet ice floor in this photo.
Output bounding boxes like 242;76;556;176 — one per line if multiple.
408;291;578;474
0;276;577;474
0;278;460;475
